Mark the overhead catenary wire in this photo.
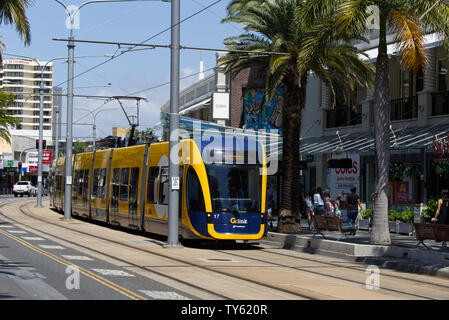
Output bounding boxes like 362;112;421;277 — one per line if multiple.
73;66;216;124
52;38;290;56
52;0;224;89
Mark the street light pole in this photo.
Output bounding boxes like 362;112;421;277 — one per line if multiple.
167;0;181;247
36;68;45;207
64;28;75;220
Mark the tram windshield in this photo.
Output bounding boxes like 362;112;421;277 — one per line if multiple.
206;164;262;213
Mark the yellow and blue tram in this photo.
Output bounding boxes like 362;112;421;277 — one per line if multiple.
50;138;268;241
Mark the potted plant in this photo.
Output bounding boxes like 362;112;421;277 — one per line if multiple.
358;208;372;230
388;210;399;233
396;207;414;235
422;198;438;222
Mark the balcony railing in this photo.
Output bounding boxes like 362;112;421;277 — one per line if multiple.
432;91;449;116
390;96;417;121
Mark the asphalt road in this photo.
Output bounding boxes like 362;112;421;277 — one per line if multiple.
2;196;449;304
0;196;196;300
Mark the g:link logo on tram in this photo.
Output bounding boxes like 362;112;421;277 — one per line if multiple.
230;218;248;224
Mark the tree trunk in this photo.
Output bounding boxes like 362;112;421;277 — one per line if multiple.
277;71;305;234
371;8;391;245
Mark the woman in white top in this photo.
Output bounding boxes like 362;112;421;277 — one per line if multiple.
313;187;325;216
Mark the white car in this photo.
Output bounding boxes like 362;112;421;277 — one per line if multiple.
13;181;37;197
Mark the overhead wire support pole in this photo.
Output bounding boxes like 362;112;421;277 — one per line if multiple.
53;0;160;221
166;0;182;248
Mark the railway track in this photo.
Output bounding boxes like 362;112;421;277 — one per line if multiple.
2;199;449;300
0;200;315;300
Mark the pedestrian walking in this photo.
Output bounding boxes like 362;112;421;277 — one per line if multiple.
346;187;365;235
313;187;325;216
334;195;342;217
305;191;314;230
324;190;334;216
432;189;449;248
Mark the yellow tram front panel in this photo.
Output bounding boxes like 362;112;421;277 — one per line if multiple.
90;149;112;222
184;138;267;240
109;145;146;228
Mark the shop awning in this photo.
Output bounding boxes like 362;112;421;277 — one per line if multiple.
300;121;449;155
158;113;449;157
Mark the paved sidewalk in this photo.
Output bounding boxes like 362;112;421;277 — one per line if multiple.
266;218;449;279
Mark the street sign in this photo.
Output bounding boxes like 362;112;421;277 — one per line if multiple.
171;176;180;190
43;150;53;165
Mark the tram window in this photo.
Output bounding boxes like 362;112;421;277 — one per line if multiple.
73;170;79;196
78;170;84;195
147;167;159;203
112;168;120;200
159;167;169;205
129;167;139;206
186;167;205;212
98;168;107;198
92;169;100;196
120;167;130;201
83;170;89;199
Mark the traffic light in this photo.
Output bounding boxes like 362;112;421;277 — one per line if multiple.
18;162;22;172
36;139;46;150
327;158;353;169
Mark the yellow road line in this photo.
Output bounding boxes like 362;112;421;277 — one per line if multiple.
0;229;148;300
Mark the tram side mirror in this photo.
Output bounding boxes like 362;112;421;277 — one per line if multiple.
327;158;352;169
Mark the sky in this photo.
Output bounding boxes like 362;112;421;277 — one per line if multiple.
0;0;244;141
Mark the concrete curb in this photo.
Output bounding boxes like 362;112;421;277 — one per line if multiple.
266;231;449;279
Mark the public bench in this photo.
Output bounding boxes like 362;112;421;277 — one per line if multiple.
414;222;449;249
313;215;353;241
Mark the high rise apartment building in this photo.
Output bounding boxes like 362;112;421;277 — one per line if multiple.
0;59;53;141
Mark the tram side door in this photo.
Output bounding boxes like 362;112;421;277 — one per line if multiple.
128;167;139;228
157;166;183;220
110;168;120;224
82;169;89;211
158;167;169;218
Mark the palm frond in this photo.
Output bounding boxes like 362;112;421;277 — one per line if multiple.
0;0;33;45
389;9;427;72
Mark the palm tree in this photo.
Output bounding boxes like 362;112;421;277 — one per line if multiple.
220;0;374;233
0;90;21;144
302;0;449;245
0;0;33;45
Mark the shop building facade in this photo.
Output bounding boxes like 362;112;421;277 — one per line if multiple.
159;33;449;213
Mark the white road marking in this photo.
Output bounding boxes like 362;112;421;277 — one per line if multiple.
8;230;27;234
139;290;191;300
38;245;65;250
21;237;45;241
61;255;94;261
92;269;135;277
0;225;15;228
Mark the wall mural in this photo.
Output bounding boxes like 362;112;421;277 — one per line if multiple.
242;87;284;134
